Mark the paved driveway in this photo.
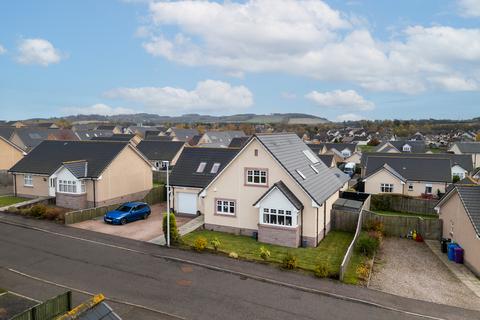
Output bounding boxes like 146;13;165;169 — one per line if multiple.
369;237;480;311
71;203;192;242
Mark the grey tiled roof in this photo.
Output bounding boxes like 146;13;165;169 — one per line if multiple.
74;130;113;141
9;140;128;177
90;134;135;141
361;152;473;172
253;181;303;210
136;140;184;162
364;156;452;182
170;147;239;188
375;140;426;153
318;143;357;153
170;128;199;141
455;185;480;236
452;142;480;153
228;136;250;148
256;134;345;206
318;154;334;167
63;160;88;178
0;127;14;140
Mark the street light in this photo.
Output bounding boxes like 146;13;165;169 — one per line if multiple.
162;160;170;247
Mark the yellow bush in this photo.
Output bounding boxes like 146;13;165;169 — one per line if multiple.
356;263;370;281
193;236;208;252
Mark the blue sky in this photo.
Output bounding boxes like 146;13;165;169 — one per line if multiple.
0;0;479;121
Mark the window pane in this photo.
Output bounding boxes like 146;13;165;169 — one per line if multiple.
278;215;285;225
286;216;292;226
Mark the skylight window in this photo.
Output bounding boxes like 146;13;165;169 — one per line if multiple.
296;169;306;180
211;163;221;174
196;162;207;173
303;149;319;164
310;165;319;174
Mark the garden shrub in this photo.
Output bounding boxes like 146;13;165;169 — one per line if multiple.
30;204;47;218
366;221;385;235
356;263;370;281
43;207;63;221
371;195;391;211
193;236;208;252
357;234;379;257
229;252;238;259
281;253;298;270
6;207;18;213
259;246;271;261
314;261;331;278
162;212;180;244
210;237;221;252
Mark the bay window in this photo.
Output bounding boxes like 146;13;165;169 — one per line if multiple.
262;208;296;227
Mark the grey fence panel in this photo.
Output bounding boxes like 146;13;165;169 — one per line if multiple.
371;194;438;215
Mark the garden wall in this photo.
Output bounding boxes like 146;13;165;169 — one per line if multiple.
370;194;437;215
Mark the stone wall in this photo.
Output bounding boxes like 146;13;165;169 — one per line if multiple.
204;223;256;237
258;224;300;248
56;192;88;210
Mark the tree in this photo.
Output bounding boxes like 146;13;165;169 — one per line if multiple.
476;133;480;142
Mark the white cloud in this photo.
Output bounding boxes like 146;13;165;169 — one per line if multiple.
336;113;365;122
306;89;374;110
0;44;6;55
62;103;135;116
104;80;254;112
17;38;63;66
458;0;480;17
139;0;480;94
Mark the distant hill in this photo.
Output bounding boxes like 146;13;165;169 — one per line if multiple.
57;113;330;125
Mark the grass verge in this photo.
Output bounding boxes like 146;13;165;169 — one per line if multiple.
0;196;27;207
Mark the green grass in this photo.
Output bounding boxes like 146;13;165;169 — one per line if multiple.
373;210;438;219
182;230;354;275
153;182;164;188
343;232;370;284
0;196;27;207
358;145;376;153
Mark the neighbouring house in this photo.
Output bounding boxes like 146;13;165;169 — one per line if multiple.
95;124;123;134
449;142;480;168
9;128;77;152
9;140;153;209
361;153;474;180
188;134;202;146
125;126;160;137
314;143;358;163
91;134;142;146
74;130;114;141
31;122;60;129
318;154;335;168
136;140;186;170
363;156;451;197
0;135;26;171
435;185;480;276
163;128;199;142
374;140;426;153
197;131;246;148
228;136;250;149
198;133;349;248
170;147;240;216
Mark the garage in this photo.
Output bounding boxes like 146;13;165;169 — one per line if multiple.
177;192;198;215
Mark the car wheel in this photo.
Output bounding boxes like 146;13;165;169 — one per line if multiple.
143;213;148;220
120;218;127;225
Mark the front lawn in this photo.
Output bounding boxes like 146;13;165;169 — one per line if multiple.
0;196;27;207
343;232;370;285
182;230;354;275
373;210;438;219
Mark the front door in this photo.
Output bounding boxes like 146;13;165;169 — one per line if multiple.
49;177;56;196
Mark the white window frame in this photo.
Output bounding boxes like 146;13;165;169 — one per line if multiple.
24;174;33;187
216;199;236;216
261;208;296;227
425;184;433;194
80;180;86;193
403;144;412;152
303;149;319;164
58;180;78;194
296;169;306;180
381;183;394;193
246;169;267;186
408;183;414;191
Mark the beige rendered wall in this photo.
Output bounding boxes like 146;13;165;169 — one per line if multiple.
440;192;480;276
404;181;446;197
203;138;333;241
364;169;404;195
14;174;49;198
0;139;24;170
91;146;153;204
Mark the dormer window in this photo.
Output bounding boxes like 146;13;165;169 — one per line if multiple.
341;149;351;158
403;144;411;152
196;162;207;173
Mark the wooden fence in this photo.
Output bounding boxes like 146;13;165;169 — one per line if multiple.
65;185;165;225
370;194;438;215
12;291;72;320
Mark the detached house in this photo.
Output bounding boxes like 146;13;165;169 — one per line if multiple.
164;128;199;142
374;140;426;153
199;133;349;248
313;143;358;163
449;142;480;168
197;131;246;148
363;156;451;197
136;140;186;170
9;140;153;209
436;185;480;276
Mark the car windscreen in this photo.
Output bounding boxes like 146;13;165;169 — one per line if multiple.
116;205;132;212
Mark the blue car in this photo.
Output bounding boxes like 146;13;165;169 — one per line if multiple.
104;202;151;225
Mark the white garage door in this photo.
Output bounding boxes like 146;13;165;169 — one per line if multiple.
177;192;197;215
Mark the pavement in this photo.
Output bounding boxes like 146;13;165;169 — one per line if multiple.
369;237;480;310
425;240;480;298
71;203;192;242
0;212;479;320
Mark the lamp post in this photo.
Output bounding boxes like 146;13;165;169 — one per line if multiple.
162;160;170;247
